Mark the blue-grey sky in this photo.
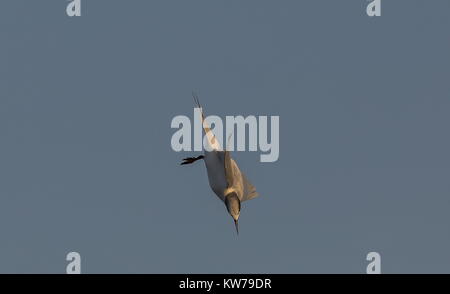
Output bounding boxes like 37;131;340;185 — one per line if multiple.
1;0;450;273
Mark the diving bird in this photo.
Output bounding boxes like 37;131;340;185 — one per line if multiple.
181;94;259;235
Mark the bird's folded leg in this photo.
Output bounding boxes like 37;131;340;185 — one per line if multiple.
180;155;204;165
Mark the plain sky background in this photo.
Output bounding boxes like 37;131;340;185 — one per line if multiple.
1;0;450;273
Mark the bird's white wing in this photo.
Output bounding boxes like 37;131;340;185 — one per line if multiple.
193;93;221;151
240;172;259;202
224;150;259;202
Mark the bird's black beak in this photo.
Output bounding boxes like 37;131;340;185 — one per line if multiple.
234;219;239;235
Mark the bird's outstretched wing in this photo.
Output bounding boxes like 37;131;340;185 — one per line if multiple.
224;150;259;202
241;172;259;202
192;92;221;151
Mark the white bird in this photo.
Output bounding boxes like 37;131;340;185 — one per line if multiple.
181;94;259;235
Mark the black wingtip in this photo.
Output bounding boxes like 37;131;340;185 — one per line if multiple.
192;91;201;109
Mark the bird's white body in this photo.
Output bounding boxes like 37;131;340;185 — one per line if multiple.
202;139;258;205
203;151;227;202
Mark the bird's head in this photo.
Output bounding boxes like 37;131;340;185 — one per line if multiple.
225;192;241;235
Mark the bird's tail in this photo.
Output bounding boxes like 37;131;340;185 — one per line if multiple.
192;92;221;150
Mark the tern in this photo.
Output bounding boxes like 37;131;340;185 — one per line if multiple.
181;94;259;235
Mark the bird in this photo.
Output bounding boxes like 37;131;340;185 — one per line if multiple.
181;94;259;235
